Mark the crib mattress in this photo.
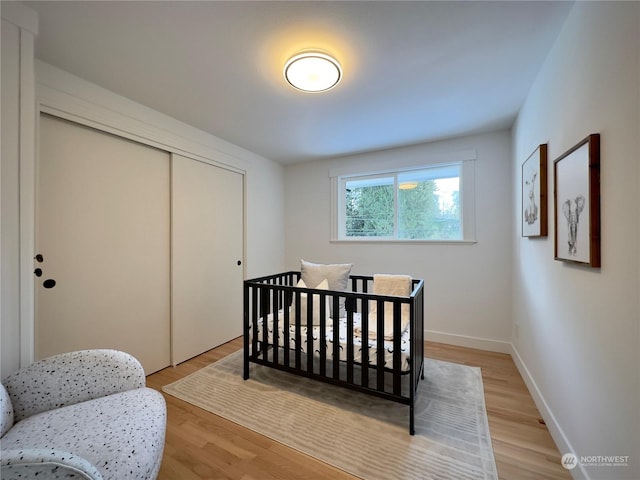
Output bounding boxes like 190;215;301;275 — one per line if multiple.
251;310;412;372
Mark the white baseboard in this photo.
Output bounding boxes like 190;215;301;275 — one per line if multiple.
510;344;588;480
425;329;512;354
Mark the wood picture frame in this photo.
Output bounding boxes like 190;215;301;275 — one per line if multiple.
553;134;600;267
522;144;548;237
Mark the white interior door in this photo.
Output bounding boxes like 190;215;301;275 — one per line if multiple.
171;154;244;365
36;114;171;374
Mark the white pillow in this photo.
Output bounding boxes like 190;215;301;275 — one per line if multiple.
300;259;353;317
290;278;331;326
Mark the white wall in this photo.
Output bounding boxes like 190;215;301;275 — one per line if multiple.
284;130;513;351
245;154;285;279
512;2;639;479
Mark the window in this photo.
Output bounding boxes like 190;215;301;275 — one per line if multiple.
331;156;476;243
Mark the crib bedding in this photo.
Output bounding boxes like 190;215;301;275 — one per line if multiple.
252;310;412;372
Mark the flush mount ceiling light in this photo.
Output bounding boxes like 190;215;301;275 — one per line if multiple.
284;51;342;93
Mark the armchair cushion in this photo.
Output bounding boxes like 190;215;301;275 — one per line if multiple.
2;349;146;422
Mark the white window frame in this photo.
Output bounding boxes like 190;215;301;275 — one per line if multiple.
330;150;477;244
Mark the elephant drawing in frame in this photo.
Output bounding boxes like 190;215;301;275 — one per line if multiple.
553;134;600;267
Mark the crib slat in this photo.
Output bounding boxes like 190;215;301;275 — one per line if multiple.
360;298;369;389
393;301;402;396
332;296;340;381
261;287;270;363
376;299;385;392
272;286;279;366
319;292;327;377
283;287;290;369
346;306;354;384
294;290;302;370
260;288;272;361
306;290;314;374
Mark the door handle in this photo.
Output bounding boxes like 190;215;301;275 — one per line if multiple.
34;254;56;288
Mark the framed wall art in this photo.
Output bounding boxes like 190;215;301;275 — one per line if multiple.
553;134;601;267
522;144;548;237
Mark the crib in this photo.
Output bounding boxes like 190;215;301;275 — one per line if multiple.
243;271;425;434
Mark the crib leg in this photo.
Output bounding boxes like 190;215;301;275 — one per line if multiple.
243;353;250;380
410;404;415;435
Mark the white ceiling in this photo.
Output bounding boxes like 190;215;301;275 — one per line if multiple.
25;1;573;164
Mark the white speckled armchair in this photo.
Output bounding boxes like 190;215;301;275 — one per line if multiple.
0;350;166;480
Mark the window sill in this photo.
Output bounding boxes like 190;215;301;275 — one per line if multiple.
330;238;477;245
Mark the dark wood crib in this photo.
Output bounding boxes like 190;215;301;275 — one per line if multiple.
243;271;425;434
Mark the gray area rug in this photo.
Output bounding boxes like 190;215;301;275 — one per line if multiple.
163;350;497;480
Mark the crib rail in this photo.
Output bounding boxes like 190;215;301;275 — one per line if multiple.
243;271;425;434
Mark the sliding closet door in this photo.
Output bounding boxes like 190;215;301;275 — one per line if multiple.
171;154;244;365
36;114;171;374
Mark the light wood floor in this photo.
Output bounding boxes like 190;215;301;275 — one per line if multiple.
146;338;571;480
